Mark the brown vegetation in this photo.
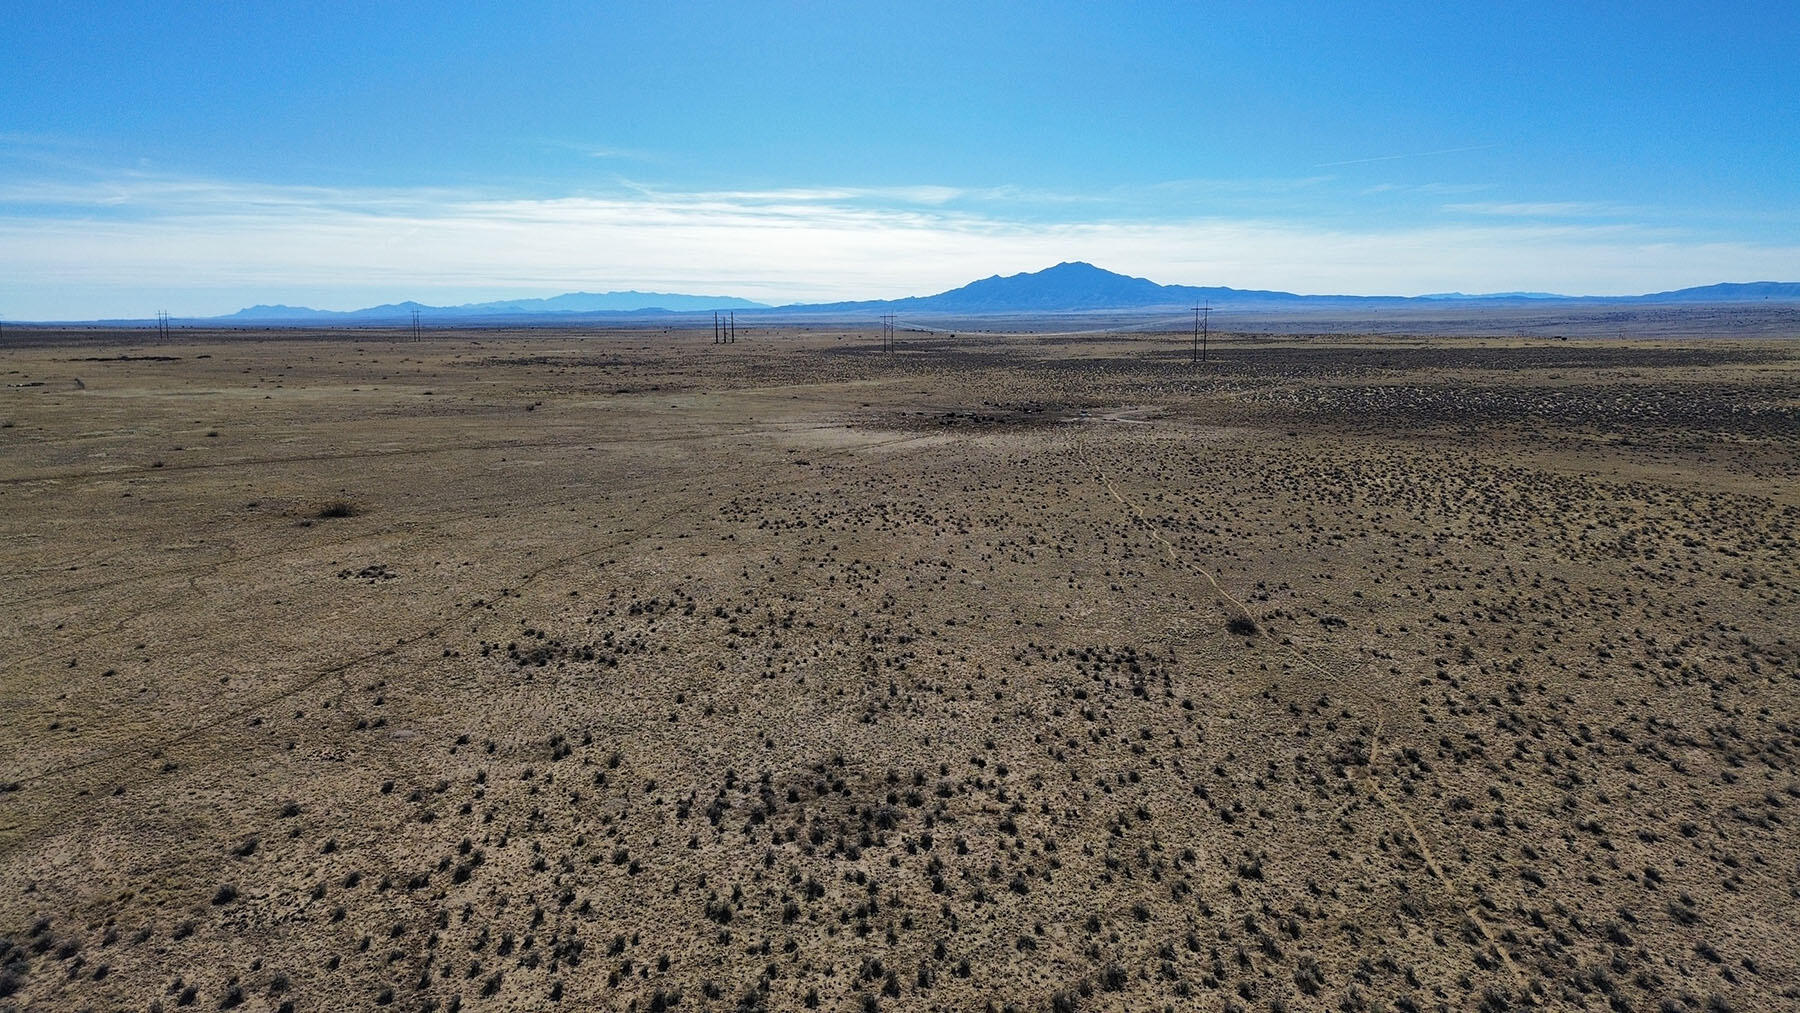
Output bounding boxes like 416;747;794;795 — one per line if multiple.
1;324;1797;1011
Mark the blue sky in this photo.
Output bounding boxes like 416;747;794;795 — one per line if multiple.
3;2;1798;318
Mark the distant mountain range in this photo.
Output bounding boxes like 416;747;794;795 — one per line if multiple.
45;263;1800;325
792;262;1301;314
800;263;1800;313
221;290;768;321
1624;281;1800;303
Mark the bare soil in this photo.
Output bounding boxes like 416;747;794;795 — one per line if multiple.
2;326;1797;1012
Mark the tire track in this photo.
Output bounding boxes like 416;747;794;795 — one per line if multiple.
1068;424;1525;988
0;430;936;803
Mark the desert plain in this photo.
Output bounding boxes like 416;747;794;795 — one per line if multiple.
1;322;1797;1012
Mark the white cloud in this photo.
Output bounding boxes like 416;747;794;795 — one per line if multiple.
1442;200;1627;218
1361;181;1495;196
2;175;1798;318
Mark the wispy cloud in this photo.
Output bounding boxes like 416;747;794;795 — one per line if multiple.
1443;200;1628;218
583;145;658;162
613;182;976;206
1317;143;1500;168
1140;176;1337;197
1362;181;1494;196
535;139;664;164
1;173;1797;318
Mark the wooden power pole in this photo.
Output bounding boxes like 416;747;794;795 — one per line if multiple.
1191;302;1210;364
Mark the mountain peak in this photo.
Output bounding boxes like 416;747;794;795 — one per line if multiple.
208;266;1800;325
1035;261;1124;278
901;262;1195;312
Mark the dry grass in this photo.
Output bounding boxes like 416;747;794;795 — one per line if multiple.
1;324;1797;1011
312;499;360;520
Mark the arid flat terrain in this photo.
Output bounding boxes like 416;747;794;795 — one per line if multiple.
2;325;1797;1012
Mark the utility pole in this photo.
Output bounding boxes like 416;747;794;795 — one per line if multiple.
157;310;170;342
880;313;895;353
411;308;421;342
730;310;736;344
713;311;720;345
1192;302;1209;363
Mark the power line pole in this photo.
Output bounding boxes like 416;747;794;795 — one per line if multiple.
1192;302;1210;363
881;313;895;353
156;310;170;342
713;311;720;345
730;310;736;344
1202;301;1209;362
411;308;421;342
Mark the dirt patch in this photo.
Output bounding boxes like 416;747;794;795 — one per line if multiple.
864;399;1083;431
2;327;1797;1013
71;354;184;362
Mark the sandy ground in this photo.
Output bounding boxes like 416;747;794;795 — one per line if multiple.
2;325;1797;1012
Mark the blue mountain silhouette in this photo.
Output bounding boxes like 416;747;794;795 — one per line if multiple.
188;264;1800;324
